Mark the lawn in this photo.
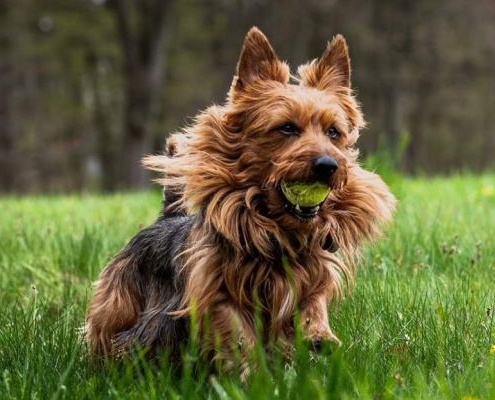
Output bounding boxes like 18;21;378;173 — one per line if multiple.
1;175;495;399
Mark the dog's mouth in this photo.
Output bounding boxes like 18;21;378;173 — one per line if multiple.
279;180;331;220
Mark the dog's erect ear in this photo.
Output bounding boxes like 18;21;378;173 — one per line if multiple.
299;34;351;91
319;35;351;88
231;27;289;93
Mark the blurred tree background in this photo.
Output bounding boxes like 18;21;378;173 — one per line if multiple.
0;0;494;193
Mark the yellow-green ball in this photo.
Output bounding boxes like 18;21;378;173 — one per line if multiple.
280;181;331;207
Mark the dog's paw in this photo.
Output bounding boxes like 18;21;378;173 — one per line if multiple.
303;333;341;355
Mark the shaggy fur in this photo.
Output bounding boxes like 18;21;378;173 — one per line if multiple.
85;27;395;375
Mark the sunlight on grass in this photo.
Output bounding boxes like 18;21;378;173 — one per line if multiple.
1;177;494;399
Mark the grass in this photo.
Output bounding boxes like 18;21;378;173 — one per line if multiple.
1;175;495;399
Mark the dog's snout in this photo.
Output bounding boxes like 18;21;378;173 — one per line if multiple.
312;156;338;181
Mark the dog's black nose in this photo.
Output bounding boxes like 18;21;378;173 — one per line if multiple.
312;156;338;181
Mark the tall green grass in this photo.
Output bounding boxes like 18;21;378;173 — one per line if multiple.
1;176;495;399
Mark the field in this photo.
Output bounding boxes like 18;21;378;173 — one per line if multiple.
1;175;495;399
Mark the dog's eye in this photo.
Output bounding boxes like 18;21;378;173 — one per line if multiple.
277;123;301;136
326;127;340;139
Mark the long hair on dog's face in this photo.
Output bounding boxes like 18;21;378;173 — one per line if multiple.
143;28;395;330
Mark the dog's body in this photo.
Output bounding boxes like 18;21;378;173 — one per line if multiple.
85;27;395;374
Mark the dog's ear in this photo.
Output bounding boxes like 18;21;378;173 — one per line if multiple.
231;27;289;93
319;35;351;88
299;34;351;91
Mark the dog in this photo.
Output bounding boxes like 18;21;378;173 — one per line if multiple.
85;27;395;376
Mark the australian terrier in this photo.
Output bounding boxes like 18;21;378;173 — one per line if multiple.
85;27;395;376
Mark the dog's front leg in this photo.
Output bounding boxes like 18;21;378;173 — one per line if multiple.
200;303;255;381
300;293;341;351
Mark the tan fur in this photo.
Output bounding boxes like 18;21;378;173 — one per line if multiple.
87;27;395;371
85;256;143;355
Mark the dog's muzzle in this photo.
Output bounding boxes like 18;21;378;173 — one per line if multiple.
312;156;338;183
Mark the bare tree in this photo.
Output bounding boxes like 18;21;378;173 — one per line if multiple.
0;0;15;191
107;0;174;188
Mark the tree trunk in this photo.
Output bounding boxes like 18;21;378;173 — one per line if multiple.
0;1;15;192
108;0;173;189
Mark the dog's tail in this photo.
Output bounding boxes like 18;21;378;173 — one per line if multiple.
161;134;186;218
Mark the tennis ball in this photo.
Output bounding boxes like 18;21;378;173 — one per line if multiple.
280;181;331;207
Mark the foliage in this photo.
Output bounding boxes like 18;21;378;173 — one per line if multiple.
1;1;495;192
1;175;495;398
362;132;411;187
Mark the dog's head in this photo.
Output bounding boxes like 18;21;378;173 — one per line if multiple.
145;27;394;257
225;28;364;229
